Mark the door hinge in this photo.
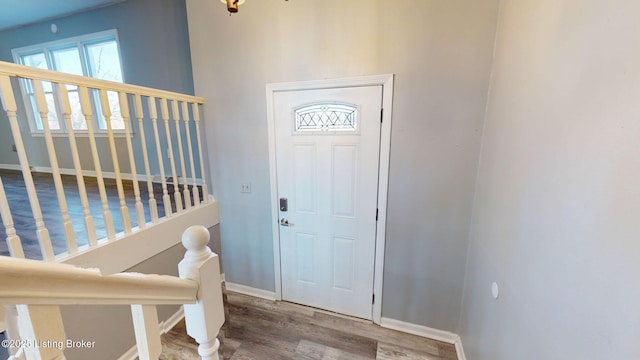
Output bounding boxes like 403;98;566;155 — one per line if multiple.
372;294;375;304
380;108;384;123
376;208;379;221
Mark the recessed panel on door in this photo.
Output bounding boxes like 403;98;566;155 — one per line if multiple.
332;236;355;291
294;144;316;214
295;232;316;284
332;144;358;218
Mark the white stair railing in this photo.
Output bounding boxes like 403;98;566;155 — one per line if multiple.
0;225;224;360
0;60;212;261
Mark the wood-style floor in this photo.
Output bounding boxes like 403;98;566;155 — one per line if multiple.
0;169;198;259
158;292;458;360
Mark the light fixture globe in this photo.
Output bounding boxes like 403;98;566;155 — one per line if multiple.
220;0;246;13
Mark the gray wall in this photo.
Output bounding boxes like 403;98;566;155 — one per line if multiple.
459;0;640;358
61;241;185;360
0;0;196;176
187;0;499;332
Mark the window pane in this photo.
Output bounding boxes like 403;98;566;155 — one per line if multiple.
21;53;47;69
15;33;125;134
66;90;87;130
86;41;123;82
20;53;47;93
107;90;124;130
94;90;124;130
52;47;83;76
44;93;61;130
29;94;43;130
26;81;60;131
294;103;358;132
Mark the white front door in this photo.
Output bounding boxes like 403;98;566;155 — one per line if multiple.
274;85;382;319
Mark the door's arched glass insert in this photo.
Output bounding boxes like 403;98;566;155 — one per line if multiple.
295;103;358;132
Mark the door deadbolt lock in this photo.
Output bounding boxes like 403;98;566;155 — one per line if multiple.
280;197;288;212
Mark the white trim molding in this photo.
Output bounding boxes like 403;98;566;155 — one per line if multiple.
265;74;394;325
455;338;467;360
0;164;22;171
224;282;277;301
380;317;466;360
117;307;185;360
159;306;185;335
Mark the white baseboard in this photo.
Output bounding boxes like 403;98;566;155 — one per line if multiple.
380;317;466;360
0;164;22;171
224;282;277;301
159;306;185;335
455;338;467;360
117;306;185;360
116;344;138;360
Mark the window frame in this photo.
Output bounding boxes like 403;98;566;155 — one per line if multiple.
11;30;126;137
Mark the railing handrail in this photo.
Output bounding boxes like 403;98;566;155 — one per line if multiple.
1;226;224;360
0;57;212;261
0;60;204;103
0;255;198;305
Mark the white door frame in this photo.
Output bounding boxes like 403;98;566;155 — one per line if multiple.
266;74;394;324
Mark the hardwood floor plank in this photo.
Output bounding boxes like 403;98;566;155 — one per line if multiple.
156;291;459;360
294;339;372;360
233;308;377;358
0;169;202;259
376;342;448;360
308;312;442;357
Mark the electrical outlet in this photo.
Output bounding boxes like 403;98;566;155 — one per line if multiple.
241;183;251;193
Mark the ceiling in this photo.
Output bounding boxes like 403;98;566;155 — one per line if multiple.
0;0;124;31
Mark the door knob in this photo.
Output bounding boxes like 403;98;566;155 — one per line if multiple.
280;218;294;227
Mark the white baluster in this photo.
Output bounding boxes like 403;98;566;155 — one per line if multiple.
134;95;159;223
0;75;54;260
131;305;162;360
161;98;183;212
179;226;225;360
119;92;146;229
100;89;131;234
172;100;192;209
58;85;97;247
17;305;66;360
182;102;200;206
78;86;116;240
193;105;209;203
148;97;172;218
33;81;78;255
0;177;25;259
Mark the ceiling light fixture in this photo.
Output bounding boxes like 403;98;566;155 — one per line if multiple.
220;0;288;14
220;0;245;14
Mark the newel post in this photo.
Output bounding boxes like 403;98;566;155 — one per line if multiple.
178;226;225;360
